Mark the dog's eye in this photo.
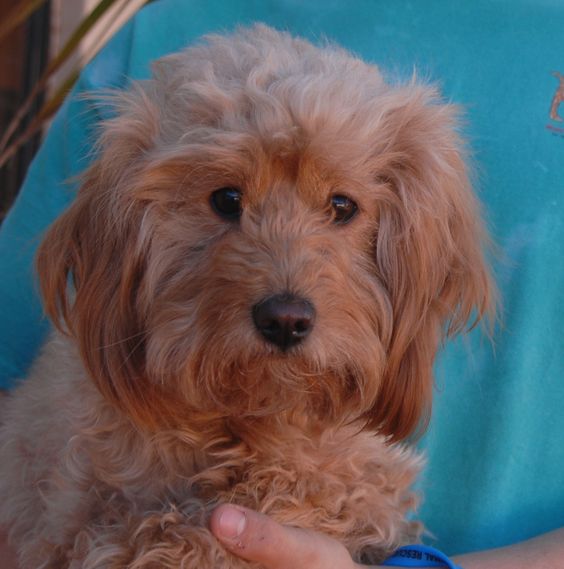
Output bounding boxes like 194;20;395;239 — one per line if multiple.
331;195;358;224
210;187;242;221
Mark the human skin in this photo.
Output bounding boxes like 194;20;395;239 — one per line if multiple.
2;508;564;568
209;505;564;569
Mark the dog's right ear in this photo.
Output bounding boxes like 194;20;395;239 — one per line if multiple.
36;88;179;430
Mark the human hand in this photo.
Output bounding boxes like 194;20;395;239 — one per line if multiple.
209;504;381;569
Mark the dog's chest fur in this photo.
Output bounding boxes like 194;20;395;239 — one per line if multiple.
0;333;420;568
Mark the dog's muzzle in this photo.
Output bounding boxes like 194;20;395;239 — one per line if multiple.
252;293;315;351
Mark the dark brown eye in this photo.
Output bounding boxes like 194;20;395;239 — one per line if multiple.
210;187;242;221
331;195;358;224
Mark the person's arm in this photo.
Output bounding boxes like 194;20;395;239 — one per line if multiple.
210;505;564;569
451;530;564;569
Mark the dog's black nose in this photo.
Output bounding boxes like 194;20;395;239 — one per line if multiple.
252;294;315;350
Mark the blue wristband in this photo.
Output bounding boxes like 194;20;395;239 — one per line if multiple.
382;545;463;569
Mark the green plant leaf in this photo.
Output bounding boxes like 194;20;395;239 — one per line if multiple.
46;0;122;77
0;69;79;168
39;70;81;121
0;0;148;169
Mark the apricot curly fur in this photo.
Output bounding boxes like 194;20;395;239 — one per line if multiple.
0;25;494;568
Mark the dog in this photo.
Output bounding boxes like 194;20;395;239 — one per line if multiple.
0;25;494;569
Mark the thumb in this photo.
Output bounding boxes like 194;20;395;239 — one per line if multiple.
209;504;359;569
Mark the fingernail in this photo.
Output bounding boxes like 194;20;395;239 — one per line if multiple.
218;507;247;540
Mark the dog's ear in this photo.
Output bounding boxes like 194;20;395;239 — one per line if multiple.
36;88;178;430
365;85;496;442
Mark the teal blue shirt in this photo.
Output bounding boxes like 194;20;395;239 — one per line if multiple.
1;0;562;556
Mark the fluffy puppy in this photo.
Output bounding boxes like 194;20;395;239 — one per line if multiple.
0;25;494;569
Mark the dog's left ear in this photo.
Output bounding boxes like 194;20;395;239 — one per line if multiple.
365;84;496;442
35;86;182;431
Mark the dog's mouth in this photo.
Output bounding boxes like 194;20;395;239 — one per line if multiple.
196;343;371;424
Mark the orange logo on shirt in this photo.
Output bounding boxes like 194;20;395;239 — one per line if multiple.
546;71;564;137
549;72;564;122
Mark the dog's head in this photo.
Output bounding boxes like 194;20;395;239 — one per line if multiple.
37;26;494;441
